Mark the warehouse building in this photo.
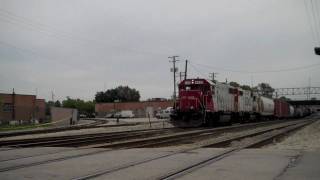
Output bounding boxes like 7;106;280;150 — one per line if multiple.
0;93;46;124
95;100;173;118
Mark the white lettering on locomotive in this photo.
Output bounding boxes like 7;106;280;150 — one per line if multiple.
194;80;203;84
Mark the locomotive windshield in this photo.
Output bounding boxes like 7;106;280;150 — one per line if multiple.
179;79;211;93
183;85;210;92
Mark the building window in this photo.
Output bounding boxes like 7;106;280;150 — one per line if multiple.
3;103;13;112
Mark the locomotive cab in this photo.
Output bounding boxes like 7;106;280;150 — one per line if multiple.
177;79;214;112
171;79;214;126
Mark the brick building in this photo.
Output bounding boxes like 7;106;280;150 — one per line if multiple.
35;99;46;121
95;100;173;118
50;107;78;126
0;93;46;124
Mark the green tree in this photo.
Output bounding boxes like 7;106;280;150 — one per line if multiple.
229;82;252;91
62;97;95;116
45;101;54;115
255;83;274;98
240;85;252;91
279;96;291;101
0;96;3;109
95;86;140;103
229;81;240;87
54;100;61;107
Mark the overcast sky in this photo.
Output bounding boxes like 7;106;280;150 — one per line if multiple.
1;0;320;101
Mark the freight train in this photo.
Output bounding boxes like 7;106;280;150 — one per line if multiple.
170;78;310;127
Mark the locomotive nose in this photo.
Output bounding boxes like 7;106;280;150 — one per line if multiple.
179;93;201;112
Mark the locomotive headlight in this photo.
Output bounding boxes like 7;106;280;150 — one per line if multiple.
190;106;194;110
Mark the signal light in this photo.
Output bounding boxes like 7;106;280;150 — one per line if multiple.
315;47;320;55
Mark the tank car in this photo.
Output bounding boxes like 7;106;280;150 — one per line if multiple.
252;96;274;120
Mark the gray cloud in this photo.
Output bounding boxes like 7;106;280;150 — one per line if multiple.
0;0;319;101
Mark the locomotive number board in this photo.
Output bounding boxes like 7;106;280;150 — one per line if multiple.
184;80;204;85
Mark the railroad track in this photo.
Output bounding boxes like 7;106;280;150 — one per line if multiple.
0;127;193;162
0;127;188;148
0;119;106;138
79;119;304;149
0;118;313;174
0;118;165;138
70;119;315;180
0;120;292;148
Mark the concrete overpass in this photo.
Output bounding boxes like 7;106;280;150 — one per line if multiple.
288;100;320;106
288;100;320;112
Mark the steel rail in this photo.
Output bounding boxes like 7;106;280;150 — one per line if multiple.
0;120;298;173
84;119;301;149
0;127;186;147
71;119;313;180
159;121;314;180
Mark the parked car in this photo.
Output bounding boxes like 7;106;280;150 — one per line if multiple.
105;113;114;118
88;113;96;118
155;111;162;119
156;107;173;119
114;110;135;118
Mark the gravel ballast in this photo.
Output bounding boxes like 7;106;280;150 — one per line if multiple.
265;119;320;151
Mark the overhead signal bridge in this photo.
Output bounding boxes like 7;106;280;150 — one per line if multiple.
274;87;320;96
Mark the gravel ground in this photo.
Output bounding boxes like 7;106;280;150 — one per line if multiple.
77;119;96;125
265;119;320;151
97;117;168;124
169;122;296;150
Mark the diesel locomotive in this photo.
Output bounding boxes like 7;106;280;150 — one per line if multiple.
170;78;302;127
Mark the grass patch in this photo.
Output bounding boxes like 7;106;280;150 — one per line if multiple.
0;124;51;132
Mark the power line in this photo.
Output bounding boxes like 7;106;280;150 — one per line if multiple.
303;0;319;45
189;63;208;78
191;61;320;74
313;0;320;33
0;40;56;62
310;0;320;44
0;9;167;57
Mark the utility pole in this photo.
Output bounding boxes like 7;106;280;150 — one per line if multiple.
169;55;179;108
184;59;188;80
179;72;184;82
209;72;218;82
307;77;311;100
51;91;55;102
12;88;15;121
